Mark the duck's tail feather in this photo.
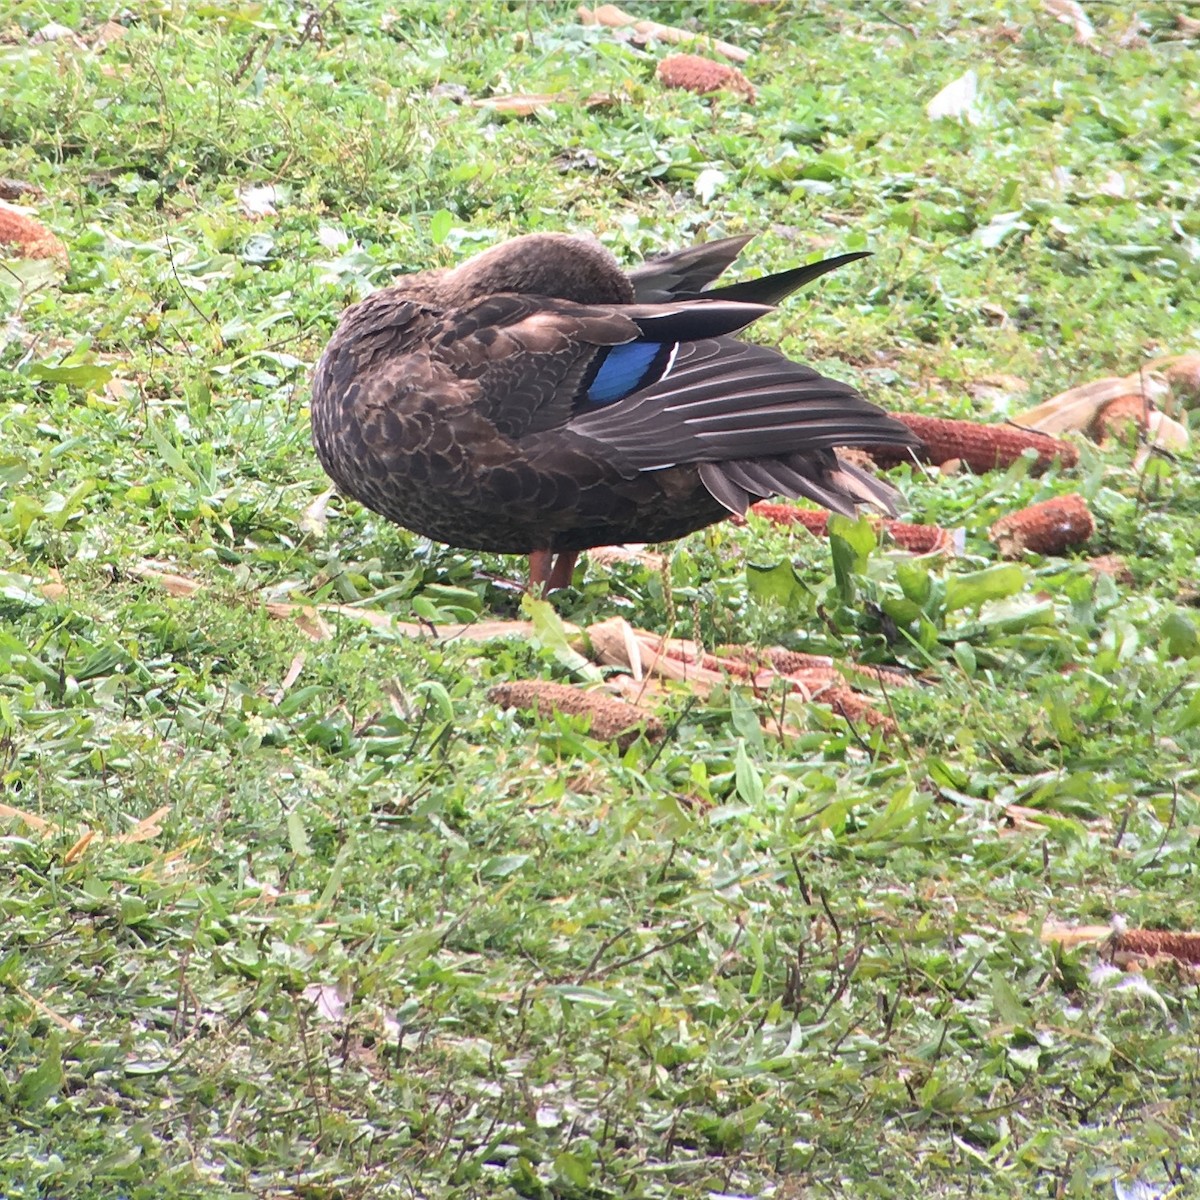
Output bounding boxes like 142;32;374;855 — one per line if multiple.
698;451;901;519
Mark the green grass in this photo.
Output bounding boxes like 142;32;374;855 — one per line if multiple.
2;2;1200;1197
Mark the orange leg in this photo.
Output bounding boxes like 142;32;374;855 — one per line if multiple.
546;550;578;593
527;550;579;595
528;549;553;594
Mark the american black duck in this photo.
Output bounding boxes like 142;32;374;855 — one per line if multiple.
311;232;920;591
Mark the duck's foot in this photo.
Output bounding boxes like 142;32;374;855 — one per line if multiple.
528;550;579;594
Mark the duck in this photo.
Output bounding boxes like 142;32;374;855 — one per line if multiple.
310;231;920;592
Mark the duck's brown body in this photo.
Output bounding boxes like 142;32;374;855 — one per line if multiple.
311;233;919;587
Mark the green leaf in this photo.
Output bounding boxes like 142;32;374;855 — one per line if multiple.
1008;1044;1042;1072
410;595;444;624
952;641;976;675
0;949;21;984
430;208;454;245
17;1035;63;1109
0;257;58;293
991;972;1031;1026
524;596;601;681
554;1152;592;1189
421;584;482;615
976;211;1031;249
481;854;530;879
0;456;29;488
27;360;115;390
746;558;809;608
146;413;202;487
861;786;925;844
880;593;922;625
729;689;765;750
1045;689;1077;743
828;514;876;605
746;923;765;998
416;680;455;723
0;573;45;609
317;842;353;909
962;598;1057;637
944;564;1025;613
286;810;311;858
896;558;932;606
47;478;95;530
1174;688;1200;734
734;739;764;806
545;985;619;1008
1160;610;1199;660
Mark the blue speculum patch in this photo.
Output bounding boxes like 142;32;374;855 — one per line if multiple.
585;341;673;405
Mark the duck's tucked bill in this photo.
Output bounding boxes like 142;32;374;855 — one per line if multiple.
311;231;921;592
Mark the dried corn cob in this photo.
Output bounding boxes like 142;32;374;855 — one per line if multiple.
488;681;663;748
749;503;954;555
1166;355;1200;407
988;493;1095;558
863;414;1078;473
661;642;842;694
1148;352;1200;409
725;646;834;676
587;545;667;573
580;5;750;62
1093;393;1148;441
719;645;917;689
656;53;756;102
659;642;756;679
802;657;915;690
585;619;900;735
809;684;898;734
831;446;877;472
1111;929;1200;967
0;203;68;264
660;645;899;732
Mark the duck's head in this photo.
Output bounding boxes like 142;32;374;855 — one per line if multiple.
446;233;635;306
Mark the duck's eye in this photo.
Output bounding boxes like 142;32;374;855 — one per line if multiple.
584;341;678;406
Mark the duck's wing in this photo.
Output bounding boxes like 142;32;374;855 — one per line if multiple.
434;293;919;512
567;334;920;515
627;234;755;302
572;336;896;460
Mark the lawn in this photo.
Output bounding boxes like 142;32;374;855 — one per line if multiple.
2;2;1199;1197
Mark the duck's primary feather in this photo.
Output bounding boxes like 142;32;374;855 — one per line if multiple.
629;233;872;307
311;232;920;580
625;233;754;302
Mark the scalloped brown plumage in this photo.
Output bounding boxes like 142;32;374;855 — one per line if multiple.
310;232;919;591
